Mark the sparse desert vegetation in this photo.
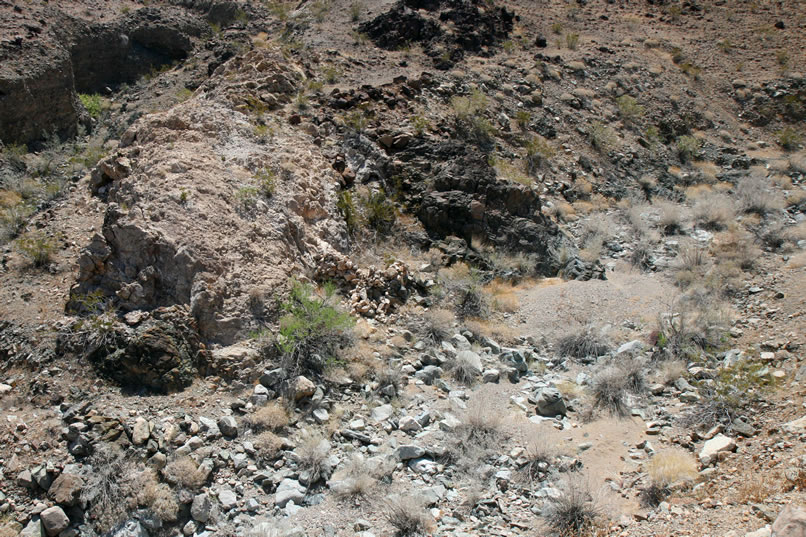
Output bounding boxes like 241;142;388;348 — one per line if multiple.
1;1;805;537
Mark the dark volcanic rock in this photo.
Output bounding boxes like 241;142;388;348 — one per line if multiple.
359;0;515;64
63;305;208;393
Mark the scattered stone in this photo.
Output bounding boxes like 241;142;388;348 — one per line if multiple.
217;416;238;438
218;488;238;510
399;415;422;433
371;404;394;422
191;493;212;522
482;369;500;383
312;408;330;424
699;434;736;465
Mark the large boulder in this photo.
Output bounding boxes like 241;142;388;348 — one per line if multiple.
772;504;806;537
535;388;567;417
48;473;84;507
40;506;69;536
62;305;208;393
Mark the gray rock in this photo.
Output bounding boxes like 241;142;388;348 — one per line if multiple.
132;417;150;445
217;416;238;438
218;488;238;510
18;520;40;537
616;340;644;356
260;368;287;388
500;350;528;373
371;404;394;422
414;365;443;385
399;416;422;433
16;469;34;489
397;445;426;460
191;493;212;522
731;418;755;437
41;506;70;536
535;388;567;417
450;334;472;351
198;417;220;439
275;479;305;507
182;521;197;536
482;369;500;383
313;408;330;424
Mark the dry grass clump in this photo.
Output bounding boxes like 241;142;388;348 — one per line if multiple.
331;454;380;499
295;430;330;484
248;401;290;432
136;472;179;522
519;432;560;484
384;495;433;536
589;367;629;417
543;476;604;537
253;431;286;462
652;359;688;385
162;456;208;490
647;450;698;486
711;228;760;271
652;296;731;362
445;393;506;475
419;307;455;343
656;200;687;235
483;279;520;313
693;193;735;231
448;351;481;385
463;318;520;345
734;473;780;503
735;175;784;216
555;325;611;360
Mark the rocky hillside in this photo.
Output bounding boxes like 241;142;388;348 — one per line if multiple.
1;1;805;537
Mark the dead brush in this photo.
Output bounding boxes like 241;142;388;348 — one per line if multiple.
162;456;208;490
448;352;481;385
81;444;137;532
734;472;780;503
294;430;330;485
331;453;382;499
640;449;697;507
555;324;611;361
248;401;290;432
736;175;784;216
518;432;560;485
693;193;735;231
543;476;604;537
384;495;433;537
417;307;455;343
589;366;629;417
444;393;506;476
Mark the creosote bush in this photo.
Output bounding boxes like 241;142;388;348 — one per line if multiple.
272;280;354;376
676;135;701;163
15;232;56;267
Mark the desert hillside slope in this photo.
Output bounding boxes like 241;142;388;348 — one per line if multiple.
1;1;805;536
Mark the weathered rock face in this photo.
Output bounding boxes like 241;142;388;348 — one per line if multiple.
70;7;204;93
0;4;206;145
70;49;348;344
0;41;86;145
63;305;208;393
360;0;515;66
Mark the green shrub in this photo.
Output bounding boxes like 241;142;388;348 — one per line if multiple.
676;135;701;162
684;359;777;428
777;127;802;151
362;189;396;233
616;95;646;123
274;280;354;375
255;168;276;197
565;33;579;50
589;121;618;153
337;190;359;234
15;232;56;267
411;114;430;135
349;0;363;21
525;135;555;175
79;93;106;119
